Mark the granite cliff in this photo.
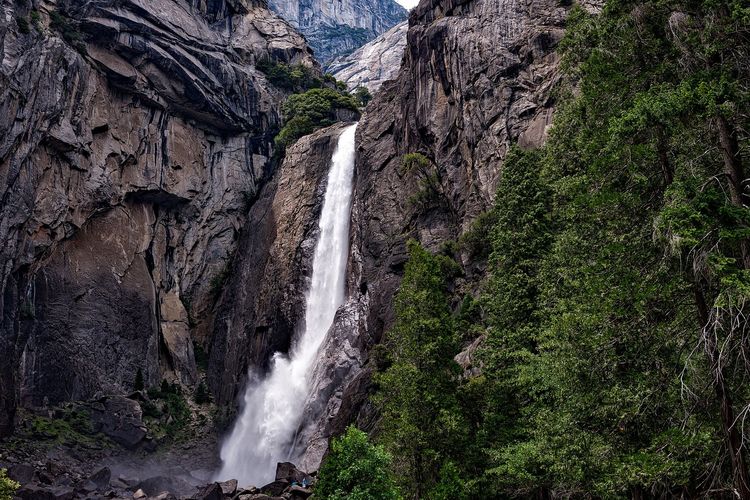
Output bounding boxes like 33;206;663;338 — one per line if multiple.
0;0;315;438
328;21;408;92
268;0;407;64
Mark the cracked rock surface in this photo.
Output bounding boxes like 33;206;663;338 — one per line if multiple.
0;0;314;436
268;0;407;64
328;21;408;93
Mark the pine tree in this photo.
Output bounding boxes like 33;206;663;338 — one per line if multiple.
375;241;466;498
316;426;401;500
134;367;144;392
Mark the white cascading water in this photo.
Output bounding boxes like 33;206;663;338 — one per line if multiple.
216;123;359;486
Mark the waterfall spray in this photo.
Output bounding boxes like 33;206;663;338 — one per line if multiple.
216;123;359;486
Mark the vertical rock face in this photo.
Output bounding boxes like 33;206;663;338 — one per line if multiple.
268;0;407;64
327;21;408;92
354;0;570;339
0;0;315;436
295;0;575;468
208;123;353;406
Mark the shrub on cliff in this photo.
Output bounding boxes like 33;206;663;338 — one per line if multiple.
0;469;19;500
316;426;401;500
353;86;372;107
257;59;323;91
276;88;359;149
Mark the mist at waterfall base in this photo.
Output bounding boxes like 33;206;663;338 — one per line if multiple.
216;123;359;486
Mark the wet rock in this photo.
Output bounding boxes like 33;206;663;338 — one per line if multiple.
295;301;367;471
274;463;308;484
209;123;356;405
218;478;238;495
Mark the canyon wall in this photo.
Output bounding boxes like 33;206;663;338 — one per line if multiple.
268;0;407;63
328;21;408;92
0;0;314;436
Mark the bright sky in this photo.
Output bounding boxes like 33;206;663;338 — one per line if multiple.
395;0;419;9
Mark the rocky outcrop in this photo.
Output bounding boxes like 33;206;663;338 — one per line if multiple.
294;0;577;468
87;396;147;449
208;123;353;405
328;21;408;92
268;0;407;64
0;0;315;436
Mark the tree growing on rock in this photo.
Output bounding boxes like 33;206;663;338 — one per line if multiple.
375;241;466;497
134;368;144;392
353;86;373;107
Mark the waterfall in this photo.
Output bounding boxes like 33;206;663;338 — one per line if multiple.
216;123;359;486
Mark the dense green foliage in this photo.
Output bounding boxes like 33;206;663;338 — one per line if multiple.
276;88;359;149
360;0;750;498
316;426;401;500
353;86;373;107
0;469;19;500
257;59;325;91
375;241;468;498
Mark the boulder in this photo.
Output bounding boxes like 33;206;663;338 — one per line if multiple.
237;495;284;500
154;493;178;500
17;484;74;500
274;463;307;484
50;486;75;500
193;482;223;500
89;396;147;449
136;476;194;498
259;479;289;496
218;478;238;495
7;463;35;484
88;466;111;490
288;485;313;499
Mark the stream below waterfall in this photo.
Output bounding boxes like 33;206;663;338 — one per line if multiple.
216;123;359;486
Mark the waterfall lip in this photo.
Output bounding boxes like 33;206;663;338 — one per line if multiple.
215;123;359;486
